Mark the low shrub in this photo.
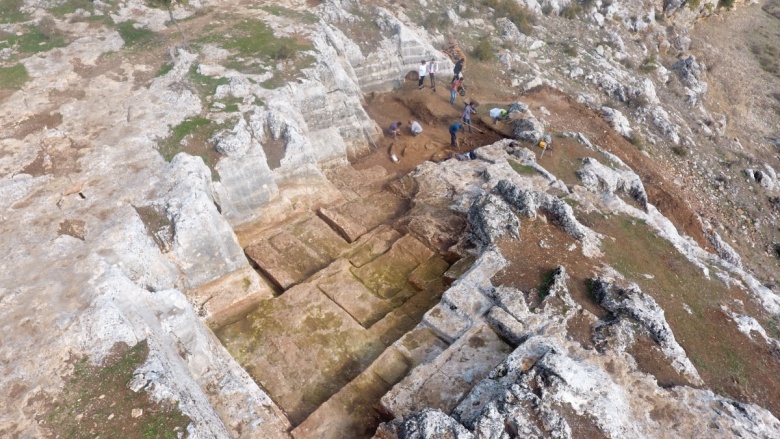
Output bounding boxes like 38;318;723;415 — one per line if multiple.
472;37;494;61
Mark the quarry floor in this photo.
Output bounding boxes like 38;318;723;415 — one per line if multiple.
204;77;780;437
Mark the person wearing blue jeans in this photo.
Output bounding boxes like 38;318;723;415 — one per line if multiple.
462;103;476;133
450;79;462;105
449;121;464;148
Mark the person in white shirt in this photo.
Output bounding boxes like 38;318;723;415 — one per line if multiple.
418;60;427;90
409;120;423;136
427;59;438;91
489;108;508;123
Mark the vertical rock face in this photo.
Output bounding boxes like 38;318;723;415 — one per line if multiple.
165;154;248;289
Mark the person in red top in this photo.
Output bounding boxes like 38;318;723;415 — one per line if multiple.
450;78;462;105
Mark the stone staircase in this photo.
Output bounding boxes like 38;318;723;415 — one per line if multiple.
209;162;526;438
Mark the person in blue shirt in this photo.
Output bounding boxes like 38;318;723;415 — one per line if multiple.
449;121;464;148
388;121;402;139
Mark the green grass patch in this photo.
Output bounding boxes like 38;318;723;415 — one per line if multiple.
509;160;537;175
117;20;157;48
0;62;28;89
0;0;29;23
188;64;229;98
687;0;701;10
196;17;314;84
158;117;225;180
158;117;213;161
214;96;243;113
2;19;67;55
49;0;95;17
262;5;318;24
587;213;780;408
155;61;174;77
42;340;190;439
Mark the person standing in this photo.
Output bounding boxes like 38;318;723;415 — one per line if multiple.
452;58;464;83
427;58;438;91
449;121;464;148
462;102;476;133
418;60;427;90
450;78;462;105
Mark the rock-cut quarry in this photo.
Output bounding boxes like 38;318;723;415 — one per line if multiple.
2;0;780;438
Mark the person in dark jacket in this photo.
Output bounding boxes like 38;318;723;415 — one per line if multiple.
452;58;464;83
449;121;464;148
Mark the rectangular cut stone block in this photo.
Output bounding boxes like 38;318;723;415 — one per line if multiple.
380;323;512;418
408;257;450;291
443;255;477;284
268;230;329;280
395;234;435;264
245;240;297;290
441;283;494;319
318;207;368;243
372;348;411;386
348;225;401;268
485;306;527;345
317;266;390;328
396;327;449;368
187;266;276;327
292;215;351;261
333;190;408;232
352;237;423;299
216;284;378;426
423;304;471;343
291;370;391;439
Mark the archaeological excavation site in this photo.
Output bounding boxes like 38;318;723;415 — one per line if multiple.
2;0;780;437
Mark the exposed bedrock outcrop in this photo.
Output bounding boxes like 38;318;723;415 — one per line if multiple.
590;274;703;385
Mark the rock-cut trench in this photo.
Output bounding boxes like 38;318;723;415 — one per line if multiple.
211;162;495;438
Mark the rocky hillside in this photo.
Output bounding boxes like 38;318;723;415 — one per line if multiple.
1;0;779;438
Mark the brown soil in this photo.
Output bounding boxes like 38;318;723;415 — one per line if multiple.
520;86;713;253
358;77;505;175
628;334;693;388
492;218;606;319
5;112;62;140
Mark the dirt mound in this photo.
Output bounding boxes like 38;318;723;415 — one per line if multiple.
441;39;466;64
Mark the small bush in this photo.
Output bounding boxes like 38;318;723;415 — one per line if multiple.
483;0;535;34
423;12;451;30
718;0;735;9
630;134;645;150
561;3;582;19
687;0;701;10
639;53;658;73
472;37;494;61
671;145;688;157
562;43;577;57
541;4;553;15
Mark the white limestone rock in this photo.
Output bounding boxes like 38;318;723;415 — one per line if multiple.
601;106;633;138
164;154;248;289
